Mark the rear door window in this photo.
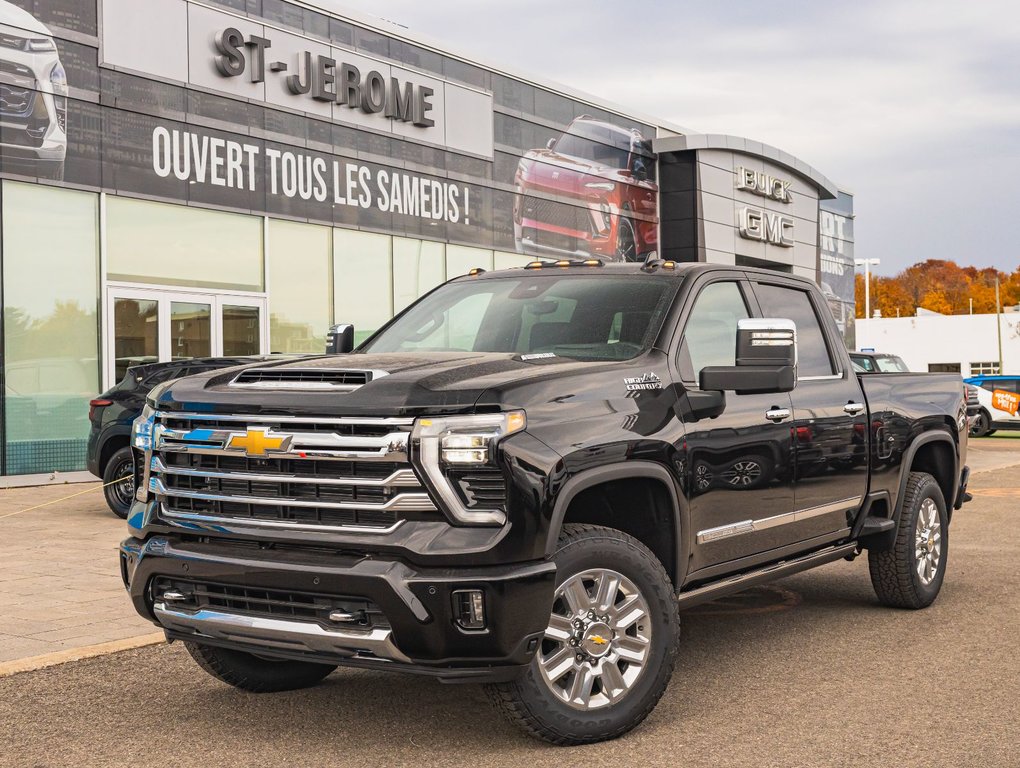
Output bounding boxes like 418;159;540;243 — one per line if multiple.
753;283;836;377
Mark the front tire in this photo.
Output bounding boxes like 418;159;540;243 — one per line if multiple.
485;524;679;745
868;471;948;609
102;446;135;519
184;643;337;692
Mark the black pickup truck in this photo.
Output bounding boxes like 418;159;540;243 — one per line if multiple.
121;261;969;745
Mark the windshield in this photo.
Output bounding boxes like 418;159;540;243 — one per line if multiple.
875;355;910;373
361;274;677;361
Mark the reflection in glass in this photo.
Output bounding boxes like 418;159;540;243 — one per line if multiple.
393;237;445;313
170;302;211;360
333;229;392;345
113;298;158;381
2;181;99;474
268;220;330;353
107;197;263;291
223;305;260;356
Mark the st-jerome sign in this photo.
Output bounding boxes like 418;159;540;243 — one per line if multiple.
214;28;436;127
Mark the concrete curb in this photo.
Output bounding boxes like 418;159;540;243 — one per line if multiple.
0;633;165;678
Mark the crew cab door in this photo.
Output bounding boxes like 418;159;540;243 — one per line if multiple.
750;279;869;539
672;277;797;572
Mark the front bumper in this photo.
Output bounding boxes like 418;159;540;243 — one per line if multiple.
120;535;556;683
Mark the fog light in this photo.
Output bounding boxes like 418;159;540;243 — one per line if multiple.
453;589;486;630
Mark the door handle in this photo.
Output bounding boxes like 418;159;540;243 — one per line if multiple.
844;402;866;416
765;407;791;422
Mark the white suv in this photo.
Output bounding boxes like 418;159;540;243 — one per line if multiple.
0;0;66;180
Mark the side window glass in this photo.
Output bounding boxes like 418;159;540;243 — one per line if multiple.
754;284;836;377
678;282;749;382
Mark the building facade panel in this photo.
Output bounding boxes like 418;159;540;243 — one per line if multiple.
0;0;851;479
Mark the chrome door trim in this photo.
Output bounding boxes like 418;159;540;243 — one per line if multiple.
696;496;862;544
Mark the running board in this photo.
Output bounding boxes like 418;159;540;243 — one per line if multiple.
677;542;859;610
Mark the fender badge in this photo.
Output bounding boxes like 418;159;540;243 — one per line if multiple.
624;372;662;392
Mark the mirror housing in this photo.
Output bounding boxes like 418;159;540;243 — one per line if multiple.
699;319;797;395
546;137;556;150
325;324;355;354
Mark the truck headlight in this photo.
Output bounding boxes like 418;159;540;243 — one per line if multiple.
132;404;156;502
412;411;525;526
132;404;156;451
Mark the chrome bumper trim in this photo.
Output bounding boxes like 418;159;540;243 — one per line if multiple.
153;603;411;663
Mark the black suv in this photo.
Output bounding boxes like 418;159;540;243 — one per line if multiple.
87;357;273;517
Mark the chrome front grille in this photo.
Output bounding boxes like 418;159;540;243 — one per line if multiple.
149;412;435;535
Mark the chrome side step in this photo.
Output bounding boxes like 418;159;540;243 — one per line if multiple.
677;542;858;610
153;602;411;663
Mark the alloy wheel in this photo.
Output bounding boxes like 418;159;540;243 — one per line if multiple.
537;568;652;711
914;498;942;586
722;460;762;487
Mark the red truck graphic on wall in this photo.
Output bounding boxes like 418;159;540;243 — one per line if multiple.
513;116;657;261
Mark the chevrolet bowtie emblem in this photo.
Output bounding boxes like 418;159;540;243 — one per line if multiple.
589;634;608;646
226;427;292;456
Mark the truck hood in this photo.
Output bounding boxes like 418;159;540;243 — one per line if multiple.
151;351;641;417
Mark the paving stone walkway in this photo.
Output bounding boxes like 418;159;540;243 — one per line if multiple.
0;482;155;663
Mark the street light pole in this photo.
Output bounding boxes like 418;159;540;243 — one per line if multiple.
854;258;881;348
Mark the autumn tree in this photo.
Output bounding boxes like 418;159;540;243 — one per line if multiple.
855;260;1020;318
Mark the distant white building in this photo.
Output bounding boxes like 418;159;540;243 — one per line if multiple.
856;309;1020;376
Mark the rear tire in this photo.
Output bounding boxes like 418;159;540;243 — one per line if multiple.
184;643;336;692
868;472;948;609
485;524;679;745
970;411;992;437
102;446;135;519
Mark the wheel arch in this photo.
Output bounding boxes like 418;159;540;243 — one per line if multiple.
544;461;687;588
99;429;131;475
895;431;958;524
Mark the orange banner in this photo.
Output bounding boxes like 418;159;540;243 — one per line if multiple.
991;389;1020;416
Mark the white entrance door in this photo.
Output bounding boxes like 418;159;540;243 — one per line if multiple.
106;286;267;387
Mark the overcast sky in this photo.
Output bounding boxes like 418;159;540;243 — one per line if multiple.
320;0;1019;277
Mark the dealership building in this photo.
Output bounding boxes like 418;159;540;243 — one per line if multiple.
0;0;854;482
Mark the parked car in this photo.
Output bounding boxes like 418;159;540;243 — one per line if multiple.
513;116;657;261
963;374;1020;437
0;0;67;179
121;261;968;745
849;351;910;373
87;357;276;517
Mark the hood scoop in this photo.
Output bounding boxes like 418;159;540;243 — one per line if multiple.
230;368;386;391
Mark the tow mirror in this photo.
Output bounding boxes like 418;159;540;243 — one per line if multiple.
546;137;556;150
325;324;355;354
699;319;798;395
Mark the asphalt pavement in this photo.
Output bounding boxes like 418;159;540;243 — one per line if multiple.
2;447;1019;767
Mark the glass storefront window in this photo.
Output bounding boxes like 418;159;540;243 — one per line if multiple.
107;197;263;291
223;305;261;356
268;220;331;353
113;297;157;381
333;229;391;345
446;245;493;279
2;181;99;475
393;237;446;313
494;251;535;270
170;301;211;359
